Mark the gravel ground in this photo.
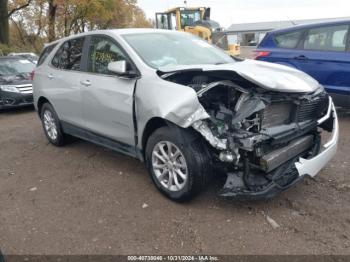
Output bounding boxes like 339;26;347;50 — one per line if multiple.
0;107;349;255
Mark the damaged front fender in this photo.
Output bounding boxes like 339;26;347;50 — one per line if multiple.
135;76;211;149
175;105;210;128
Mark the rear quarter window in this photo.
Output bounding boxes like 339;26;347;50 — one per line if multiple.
51;37;85;71
37;44;57;66
274;30;303;49
303;24;349;52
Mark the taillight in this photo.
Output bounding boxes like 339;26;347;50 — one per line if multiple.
252;50;270;60
29;70;35;81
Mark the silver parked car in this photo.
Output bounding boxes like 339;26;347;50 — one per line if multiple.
33;29;338;202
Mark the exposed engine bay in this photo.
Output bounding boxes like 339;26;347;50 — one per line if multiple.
160;69;334;199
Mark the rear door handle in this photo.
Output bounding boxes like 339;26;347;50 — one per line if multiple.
294;55;308;61
80;80;91;87
47;74;54;79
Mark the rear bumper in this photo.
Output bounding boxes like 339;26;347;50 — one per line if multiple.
0;91;33;109
220;97;338;200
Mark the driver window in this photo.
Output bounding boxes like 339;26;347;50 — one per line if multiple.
88;35;126;75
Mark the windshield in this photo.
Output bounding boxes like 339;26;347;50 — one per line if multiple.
0;59;35;76
122;32;234;69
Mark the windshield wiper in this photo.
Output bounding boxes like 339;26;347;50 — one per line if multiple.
214;62;228;65
231;56;245;62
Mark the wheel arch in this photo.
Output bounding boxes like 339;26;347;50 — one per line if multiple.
37;96;50;117
141;117;205;157
141;117;168;155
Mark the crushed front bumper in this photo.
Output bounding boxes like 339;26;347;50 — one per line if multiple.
295;97;338;177
220;97;338;200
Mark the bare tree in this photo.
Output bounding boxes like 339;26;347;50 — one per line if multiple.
47;0;57;42
0;0;33;44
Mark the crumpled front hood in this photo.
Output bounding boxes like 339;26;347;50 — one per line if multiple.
159;59;320;93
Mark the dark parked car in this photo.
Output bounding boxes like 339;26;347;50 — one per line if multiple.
0;56;35;109
254;20;350;107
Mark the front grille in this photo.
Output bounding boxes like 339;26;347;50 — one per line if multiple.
16;84;33;94
298;93;329;122
261;92;329;129
261;102;293;128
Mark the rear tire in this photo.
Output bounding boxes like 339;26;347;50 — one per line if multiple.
40;103;67;146
145;126;212;202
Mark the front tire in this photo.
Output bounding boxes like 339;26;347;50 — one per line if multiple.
145;126;212;202
40;103;67;146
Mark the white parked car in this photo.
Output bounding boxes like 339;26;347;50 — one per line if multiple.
33;29;338;202
8;52;39;64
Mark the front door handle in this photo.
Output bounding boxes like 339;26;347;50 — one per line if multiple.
47;74;54;79
80;80;91;87
294;55;308;61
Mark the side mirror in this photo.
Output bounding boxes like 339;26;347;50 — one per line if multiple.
108;60;127;75
108;60;138;78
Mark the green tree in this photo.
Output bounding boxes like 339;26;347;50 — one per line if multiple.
3;0;151;53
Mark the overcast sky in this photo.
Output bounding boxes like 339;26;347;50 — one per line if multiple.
138;0;350;28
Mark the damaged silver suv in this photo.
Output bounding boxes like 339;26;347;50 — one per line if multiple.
33;29;338;202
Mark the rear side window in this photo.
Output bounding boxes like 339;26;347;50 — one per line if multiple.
274;31;303;49
52;37;85;70
303;25;349;52
37;44;57;66
87;35;127;75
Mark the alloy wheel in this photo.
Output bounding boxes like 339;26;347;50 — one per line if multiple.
151;141;188;192
43;110;58;141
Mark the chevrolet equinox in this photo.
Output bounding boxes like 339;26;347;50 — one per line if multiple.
33;29;338;202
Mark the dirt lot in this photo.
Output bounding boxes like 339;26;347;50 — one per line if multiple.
0;107;349;255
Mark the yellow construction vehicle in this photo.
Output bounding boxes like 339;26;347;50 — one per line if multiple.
155;7;240;56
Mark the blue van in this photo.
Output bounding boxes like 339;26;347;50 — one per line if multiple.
255;20;350;107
